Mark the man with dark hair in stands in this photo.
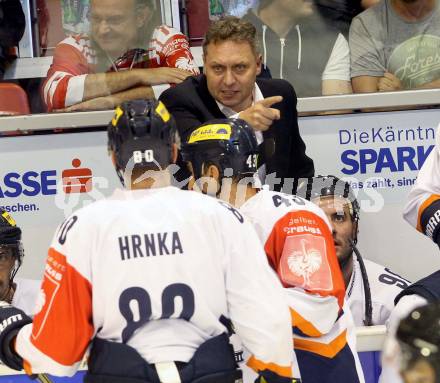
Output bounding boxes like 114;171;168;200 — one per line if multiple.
42;0;199;112
350;0;440;93
242;0;352;96
160;16;314;190
0;0;25;78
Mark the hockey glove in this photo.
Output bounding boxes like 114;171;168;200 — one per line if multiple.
255;370;301;383
0;303;31;370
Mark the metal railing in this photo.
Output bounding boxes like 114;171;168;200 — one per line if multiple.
298;88;440;113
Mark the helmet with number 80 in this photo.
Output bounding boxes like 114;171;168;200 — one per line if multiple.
107;99;177;186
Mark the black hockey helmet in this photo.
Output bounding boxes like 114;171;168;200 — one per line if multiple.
0;209;24;283
396;303;440;380
107;99;177;185
181;118;259;181
296;175;360;222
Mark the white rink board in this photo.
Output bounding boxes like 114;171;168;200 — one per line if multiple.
0;131;120;280
299;108;440;281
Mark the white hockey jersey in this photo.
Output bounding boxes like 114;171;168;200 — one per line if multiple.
240;189;365;382
403;123;440;241
347;255;410;326
14;187;293;378
12;278;41;316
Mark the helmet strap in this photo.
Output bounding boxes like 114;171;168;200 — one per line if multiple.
0;280;14;303
116;166;126;187
352;220;359;245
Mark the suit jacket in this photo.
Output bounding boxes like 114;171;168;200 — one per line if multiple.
160;75;314;190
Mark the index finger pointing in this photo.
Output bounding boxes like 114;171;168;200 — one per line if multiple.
258;95;283;108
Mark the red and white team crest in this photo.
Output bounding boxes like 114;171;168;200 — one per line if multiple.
279;234;333;292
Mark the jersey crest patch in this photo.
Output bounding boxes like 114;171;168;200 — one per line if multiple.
279;234;333;291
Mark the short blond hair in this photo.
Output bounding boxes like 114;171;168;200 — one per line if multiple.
202;16;260;56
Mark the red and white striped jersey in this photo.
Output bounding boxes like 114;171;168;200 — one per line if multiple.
42;25;199;111
404;123;440;242
149;25;198;72
240;190;365;381
14;187;293;378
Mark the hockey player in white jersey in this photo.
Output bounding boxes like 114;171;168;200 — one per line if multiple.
0;100;296;383
181;119;365;383
297;176;411;327
403;123;440;246
0;209;40;316
380;128;440;383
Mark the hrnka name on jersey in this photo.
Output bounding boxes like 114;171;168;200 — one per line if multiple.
118;231;184;260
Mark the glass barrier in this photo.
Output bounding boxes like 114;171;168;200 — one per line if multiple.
186;0;440;99
1;0;192;114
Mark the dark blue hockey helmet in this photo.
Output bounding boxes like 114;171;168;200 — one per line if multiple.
396;303;440;380
181;118;259;181
107;99;177;185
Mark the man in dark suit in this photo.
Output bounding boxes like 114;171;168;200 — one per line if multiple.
160;16;314;191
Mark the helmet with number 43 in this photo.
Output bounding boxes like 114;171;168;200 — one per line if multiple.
181;118;260;181
107;99;177;186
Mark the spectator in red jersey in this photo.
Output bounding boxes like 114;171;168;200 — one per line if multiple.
42;0;199;112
